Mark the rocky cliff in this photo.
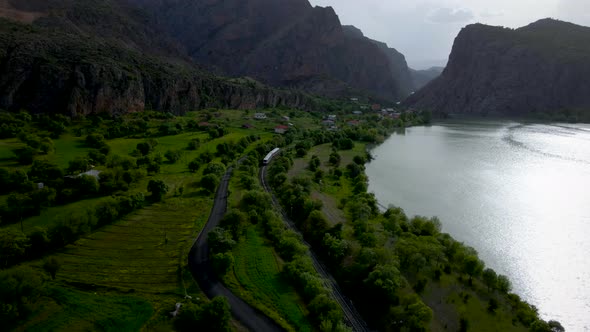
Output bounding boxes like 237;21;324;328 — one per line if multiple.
124;0;412;101
0;18;313;116
0;0;414;115
405;19;590;119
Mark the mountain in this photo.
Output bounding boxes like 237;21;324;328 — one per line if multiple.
0;0;415;116
126;0;413;101
410;66;444;90
342;25;414;99
405;19;590;120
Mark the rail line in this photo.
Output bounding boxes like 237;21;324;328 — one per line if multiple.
260;164;370;332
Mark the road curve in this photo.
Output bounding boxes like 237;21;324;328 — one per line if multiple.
188;166;284;332
260;164;370;332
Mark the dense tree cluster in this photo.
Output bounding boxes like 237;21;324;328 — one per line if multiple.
265;116;561;331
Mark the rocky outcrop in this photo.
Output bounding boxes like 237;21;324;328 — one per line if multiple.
405;19;590;118
0;19;313;116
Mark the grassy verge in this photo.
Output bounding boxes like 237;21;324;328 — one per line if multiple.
224;227;311;332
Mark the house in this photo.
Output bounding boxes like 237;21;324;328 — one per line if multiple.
37;182;44;190
350;97;359;102
352;111;362;115
274;125;289;134
385;108;394;112
328;125;338;131
360;105;369;110
322;119;335;126
282;116;290;121
242;123;254;129
328;114;337;120
347;120;361;126
371;104;381;111
65;169;102;180
254;113;267;120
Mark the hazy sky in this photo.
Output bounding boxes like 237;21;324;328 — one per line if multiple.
308;0;590;69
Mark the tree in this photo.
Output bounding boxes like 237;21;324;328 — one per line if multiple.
221;210;248;239
6;193;33;231
198;297;231;332
364;264;405;304
0;229;29;267
482;268;498;291
165;149;182;163
201;174;220;194
187;138;201;150
147;180;168;201
43;257;61;279
29;160;63;182
329;151;341;166
14;147;35;165
462;255;484;283
85;133;106;149
308;294;341;325
353;155;365;165
203;162;225;177
211;252;233;276
67;156;90;174
188;159;200;173
208;227;236;253
497;274;512;293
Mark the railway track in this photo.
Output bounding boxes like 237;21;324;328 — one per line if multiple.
260;164;370;332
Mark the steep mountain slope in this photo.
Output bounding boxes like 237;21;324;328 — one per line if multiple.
410;66;444;90
124;0;412;101
342;25;414;98
1;0;415;115
0;16;312;116
405;19;590;120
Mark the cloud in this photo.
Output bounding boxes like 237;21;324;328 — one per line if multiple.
428;7;474;23
480;10;504;19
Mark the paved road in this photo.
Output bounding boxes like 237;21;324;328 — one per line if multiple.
260;164;370;332
188;166;284;332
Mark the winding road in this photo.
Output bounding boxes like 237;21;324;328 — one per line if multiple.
260;164;370;332
188;166;284;332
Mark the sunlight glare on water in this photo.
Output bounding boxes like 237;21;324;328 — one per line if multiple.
366;120;590;331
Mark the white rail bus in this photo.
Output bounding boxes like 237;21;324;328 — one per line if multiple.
262;148;280;165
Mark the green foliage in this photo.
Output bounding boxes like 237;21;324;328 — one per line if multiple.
165;149;182;163
147;179;168;201
208;227;236;254
0;266;44;326
42;257;61;279
203;162;226;178
201;174;220;194
0;229;29;267
497;274;512;293
211;252;234;276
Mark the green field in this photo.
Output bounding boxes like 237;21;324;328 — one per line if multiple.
15;286;153;332
0;109;312;331
225;227;311;332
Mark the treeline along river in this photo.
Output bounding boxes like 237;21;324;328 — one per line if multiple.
366;120;590;331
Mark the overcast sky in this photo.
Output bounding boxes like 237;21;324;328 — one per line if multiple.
308;0;590;69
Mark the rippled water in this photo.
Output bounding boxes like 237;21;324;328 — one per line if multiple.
366;120;590;331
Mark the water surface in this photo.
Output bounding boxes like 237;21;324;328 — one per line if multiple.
366;120;590;331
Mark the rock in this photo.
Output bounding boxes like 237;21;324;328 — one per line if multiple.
405;19;590;119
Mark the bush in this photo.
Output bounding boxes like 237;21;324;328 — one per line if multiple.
165;149;182;163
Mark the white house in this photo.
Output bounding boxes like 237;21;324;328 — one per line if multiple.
254;113;267;120
352;111;362;115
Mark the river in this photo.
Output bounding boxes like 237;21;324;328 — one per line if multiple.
365;119;590;331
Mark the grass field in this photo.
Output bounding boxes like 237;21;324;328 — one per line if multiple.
15;286;153;332
225;227;311;332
